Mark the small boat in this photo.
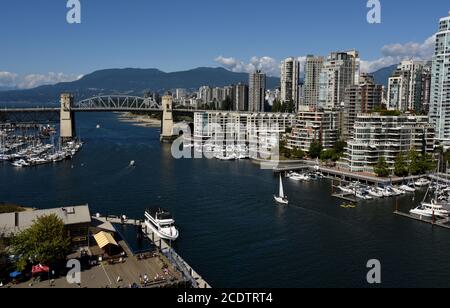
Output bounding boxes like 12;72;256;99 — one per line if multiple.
415;178;431;187
338;185;354;195
130;160;136;167
399;184;416;193
410;201;450;218
144;208;179;241
366;188;383;198
274;175;289;205
96;124;101;129
341;203;357;209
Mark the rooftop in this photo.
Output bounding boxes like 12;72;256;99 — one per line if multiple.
0;204;91;235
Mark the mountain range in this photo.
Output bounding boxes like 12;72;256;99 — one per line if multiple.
0;65;398;103
0;67;280;103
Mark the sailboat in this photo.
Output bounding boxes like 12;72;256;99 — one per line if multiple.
274;175;289;205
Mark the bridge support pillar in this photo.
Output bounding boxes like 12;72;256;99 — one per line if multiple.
60;93;76;141
160;95;176;143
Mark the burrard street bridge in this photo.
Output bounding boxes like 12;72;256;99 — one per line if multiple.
0;94;197;142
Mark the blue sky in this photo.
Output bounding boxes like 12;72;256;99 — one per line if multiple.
0;0;448;88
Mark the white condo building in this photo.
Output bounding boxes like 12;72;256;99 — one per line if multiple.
340;113;435;173
319;51;360;109
280;57;300;105
429;12;450;146
387;60;426;112
249;71;266;112
303;55;324;109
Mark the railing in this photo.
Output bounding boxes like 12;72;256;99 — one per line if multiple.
161;246;211;288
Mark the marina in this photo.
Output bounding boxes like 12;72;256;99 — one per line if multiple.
3;112;450;288
0;125;83;167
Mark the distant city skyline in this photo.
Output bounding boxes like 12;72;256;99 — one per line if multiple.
0;0;448;89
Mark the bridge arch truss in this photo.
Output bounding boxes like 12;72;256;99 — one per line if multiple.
71;95;161;112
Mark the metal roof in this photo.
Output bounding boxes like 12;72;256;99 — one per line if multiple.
0;205;91;236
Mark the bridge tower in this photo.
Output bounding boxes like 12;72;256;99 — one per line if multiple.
160;95;175;142
60;93;76;141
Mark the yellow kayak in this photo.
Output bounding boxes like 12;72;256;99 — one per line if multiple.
341;203;357;209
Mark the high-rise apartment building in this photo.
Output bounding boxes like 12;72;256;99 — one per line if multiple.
319;51;360;109
280;57;300;105
343;74;383;140
421;62;432;114
234;83;249;111
429;13;450;145
387;60;425;112
249;70;266;112
303;55;324;109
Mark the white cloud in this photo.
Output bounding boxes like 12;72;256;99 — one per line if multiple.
18;72;82;89
0;71;83;89
0;71;18;87
215;56;280;76
361;35;435;73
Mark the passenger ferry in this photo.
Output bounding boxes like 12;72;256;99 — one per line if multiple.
144;208;179;241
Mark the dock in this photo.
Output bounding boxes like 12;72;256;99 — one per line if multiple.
273;161;423;186
96;215;211;288
394;211;450;230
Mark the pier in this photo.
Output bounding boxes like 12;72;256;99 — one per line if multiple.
96;216;211;288
273;161;423;186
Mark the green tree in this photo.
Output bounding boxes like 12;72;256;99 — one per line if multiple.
291;147;305;159
408;149;421;175
394;152;409;177
374;157;390;178
12;214;71;270
333;141;347;154
309;141;323;159
272;100;282;113
320;149;334;161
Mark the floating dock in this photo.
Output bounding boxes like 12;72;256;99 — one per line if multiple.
394;211;450;230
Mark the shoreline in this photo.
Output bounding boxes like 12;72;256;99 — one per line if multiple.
115;112;161;128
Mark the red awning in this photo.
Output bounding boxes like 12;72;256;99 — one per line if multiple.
32;264;50;275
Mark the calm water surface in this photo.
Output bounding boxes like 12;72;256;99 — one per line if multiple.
1;112;450;288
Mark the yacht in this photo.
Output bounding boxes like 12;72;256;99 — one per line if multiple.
144;208;179;241
11;159;29;168
410;201;450;218
274;175;289;205
415;178;431;187
366;187;383;198
399;184;416;193
338;185;355;195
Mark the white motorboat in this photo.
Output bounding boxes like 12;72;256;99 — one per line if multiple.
366;188;383;198
387;186;405;195
11;159;29;168
356;190;373;200
415;178;431;187
144;208;179;241
130;160;136;167
399;184;416;193
274;175;289;205
410;201;450;218
338;186;355;195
